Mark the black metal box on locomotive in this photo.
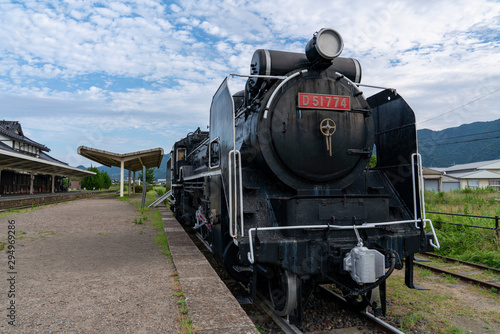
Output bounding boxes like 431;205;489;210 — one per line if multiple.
168;28;440;322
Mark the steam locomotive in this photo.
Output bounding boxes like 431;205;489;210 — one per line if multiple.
168;28;439;323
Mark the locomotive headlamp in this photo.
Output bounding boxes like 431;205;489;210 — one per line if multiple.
305;28;344;64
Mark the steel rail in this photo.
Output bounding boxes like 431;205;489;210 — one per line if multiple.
317;286;404;334
255;292;302;334
0;191;115;212
414;262;500;293
422;252;500;274
0;204;39;213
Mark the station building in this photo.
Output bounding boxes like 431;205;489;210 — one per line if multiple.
0;121;93;195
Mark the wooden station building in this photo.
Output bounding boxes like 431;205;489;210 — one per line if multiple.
0;121;94;195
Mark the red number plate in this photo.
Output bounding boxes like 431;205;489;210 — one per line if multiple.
298;93;350;111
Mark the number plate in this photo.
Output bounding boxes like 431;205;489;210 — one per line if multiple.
298;93;350;111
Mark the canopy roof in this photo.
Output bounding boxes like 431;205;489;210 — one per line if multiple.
77;146;164;172
0;148;94;178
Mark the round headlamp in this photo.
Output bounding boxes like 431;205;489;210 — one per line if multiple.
306;28;344;63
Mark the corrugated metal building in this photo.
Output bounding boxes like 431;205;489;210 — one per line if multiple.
424;159;500;192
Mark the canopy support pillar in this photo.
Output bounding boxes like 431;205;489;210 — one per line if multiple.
30;173;34;194
133;171;136;194
120;159;125;197
128;170;131;196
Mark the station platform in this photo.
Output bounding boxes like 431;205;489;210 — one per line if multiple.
0;190;115;210
0;194;258;332
156;202;259;334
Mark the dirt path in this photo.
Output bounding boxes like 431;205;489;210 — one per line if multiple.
0;196;178;333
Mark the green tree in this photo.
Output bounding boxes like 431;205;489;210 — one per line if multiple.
81;166;112;190
367;155;377;168
99;171;112;189
138;168;156;184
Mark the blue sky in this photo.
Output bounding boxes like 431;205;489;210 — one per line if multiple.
1;0;499;167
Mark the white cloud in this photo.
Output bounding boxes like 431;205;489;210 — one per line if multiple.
0;0;499;162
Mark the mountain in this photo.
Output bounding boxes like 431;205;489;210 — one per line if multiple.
417;119;500;167
77;119;500;175
85;153;171;181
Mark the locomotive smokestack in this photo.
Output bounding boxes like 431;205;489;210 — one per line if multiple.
305;28;344;64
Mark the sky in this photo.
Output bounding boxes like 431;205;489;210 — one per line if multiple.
0;0;499;167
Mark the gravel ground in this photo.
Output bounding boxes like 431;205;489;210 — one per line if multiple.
186;229;386;334
0;196;178;333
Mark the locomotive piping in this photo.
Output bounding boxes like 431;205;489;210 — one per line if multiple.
263;69;308;119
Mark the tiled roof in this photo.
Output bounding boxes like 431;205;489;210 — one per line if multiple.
0;120;50;152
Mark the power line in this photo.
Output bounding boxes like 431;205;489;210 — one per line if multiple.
418;87;500;125
419;129;500;143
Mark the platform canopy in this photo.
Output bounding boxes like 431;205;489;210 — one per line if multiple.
77;146;164;197
0;148;94;178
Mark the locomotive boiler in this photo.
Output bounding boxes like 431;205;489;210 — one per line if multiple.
169;28;439;323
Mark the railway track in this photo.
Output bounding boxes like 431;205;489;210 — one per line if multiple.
414;252;500;293
0;191;115;213
187;228;402;333
0;203;40;213
255;285;404;334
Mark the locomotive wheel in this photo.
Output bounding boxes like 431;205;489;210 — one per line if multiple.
268;268;299;316
223;242;250;283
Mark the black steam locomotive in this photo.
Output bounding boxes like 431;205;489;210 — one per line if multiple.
169;28;439;323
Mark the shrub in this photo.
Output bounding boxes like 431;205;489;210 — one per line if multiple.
134;185;153;193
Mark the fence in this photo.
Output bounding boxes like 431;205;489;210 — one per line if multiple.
426;211;499;236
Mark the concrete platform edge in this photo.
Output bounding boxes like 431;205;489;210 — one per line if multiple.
156;202;258;334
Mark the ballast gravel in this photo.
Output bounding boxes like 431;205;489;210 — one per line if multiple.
0;196;178;333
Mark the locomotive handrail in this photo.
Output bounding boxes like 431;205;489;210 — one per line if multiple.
333;71;364;95
355;82;397;92
228;149;244;238
426;218;440;249
411;153;427;228
246;218;440;263
186;137;210;159
410;153;440;249
230;73;288;80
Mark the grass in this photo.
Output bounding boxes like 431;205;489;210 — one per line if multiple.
38;230;57;240
424;188;500;269
154;185;167;197
119;190;195;333
385;269;500;333
171;272;197;333
0;205;42;217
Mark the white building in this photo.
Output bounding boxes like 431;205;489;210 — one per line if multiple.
424;159;500;191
